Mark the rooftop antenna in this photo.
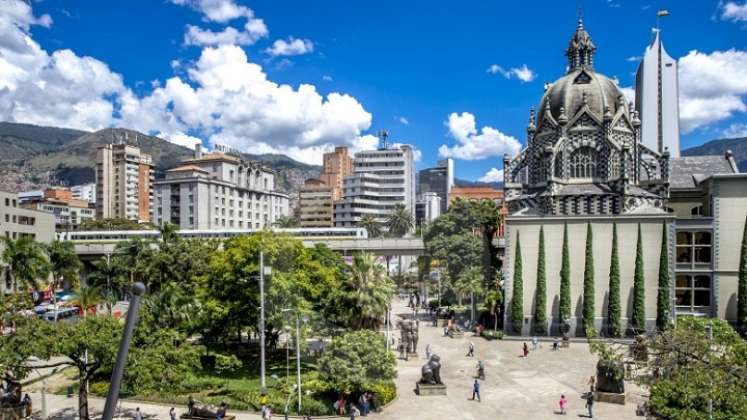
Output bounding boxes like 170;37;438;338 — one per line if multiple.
377;129;389;150
656;8;669;32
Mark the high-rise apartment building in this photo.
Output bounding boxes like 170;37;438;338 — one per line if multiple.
418;158;453;214
153;145;289;229
635;29;680;157
334;144;416;228
71;183;96;204
319;146;353;200
21;187;95;231
95;143;154;222
415;191;441;226
298;179;334;227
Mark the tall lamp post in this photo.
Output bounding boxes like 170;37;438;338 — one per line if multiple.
259;251;271;391
102;282;146;420
282;308;308;414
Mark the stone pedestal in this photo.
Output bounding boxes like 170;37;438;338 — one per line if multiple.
407;352;419;359
416;383;447;396
594;391;625;405
449;331;464;338
561;337;570;348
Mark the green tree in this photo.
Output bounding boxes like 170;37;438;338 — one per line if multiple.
484;287;503;332
737;214;747;336
341;253;395;330
126;328;202;394
656;223;671;331
632;224;646;334
1;236;50;292
385;204;414;238
141;281;198;331
510;231;523;334
318;330;396;393
273;215;300;228
534;227;547;334
582;223;595;333
456;266;484;324
87;256;125;313
474;200;503;285
70;286;103;318
113;237;152;288
79;218;153;231
359;214;383;239
45;240;82;290
607;223;621;337
559;223;571;321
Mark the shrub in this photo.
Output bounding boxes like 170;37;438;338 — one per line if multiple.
318;330;396;394
369;381;397;408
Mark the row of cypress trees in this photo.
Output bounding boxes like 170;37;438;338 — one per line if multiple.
511;221;672;336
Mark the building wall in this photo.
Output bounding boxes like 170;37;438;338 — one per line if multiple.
504;215;674;336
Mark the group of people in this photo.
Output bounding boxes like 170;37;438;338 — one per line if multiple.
333;391;375;419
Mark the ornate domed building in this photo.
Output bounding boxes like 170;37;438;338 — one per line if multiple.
504;19;669;216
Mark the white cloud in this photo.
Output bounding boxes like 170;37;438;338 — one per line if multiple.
398;116;409;125
160;131;203;149
678;49;747;132
169;0;253;23
184;19;268;46
438;112;522;160
721;1;747;22
487;64;536;82
0;0;379;165
322;75;333;81
626;55;642;62
723;122;747;138
265;37;314;57
479;168;504;183
619;86;636;104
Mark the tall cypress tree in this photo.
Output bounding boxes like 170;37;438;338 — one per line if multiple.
632;224;646;334
534;227;547;334
559;223;571;321
511;231;524;334
737;214;747;335
656;223;671;330
607;223;621;337
583;223;595;333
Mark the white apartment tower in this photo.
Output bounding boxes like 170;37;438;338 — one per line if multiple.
95;143;154;222
334;143;416;228
635;29;681;157
153;145;290;230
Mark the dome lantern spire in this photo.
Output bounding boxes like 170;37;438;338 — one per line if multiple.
565;18;596;72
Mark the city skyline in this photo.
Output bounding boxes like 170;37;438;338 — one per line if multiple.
1;0;746;182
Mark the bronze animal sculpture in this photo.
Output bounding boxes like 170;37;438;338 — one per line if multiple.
420;354;442;385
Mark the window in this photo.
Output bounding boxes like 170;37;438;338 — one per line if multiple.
676;231;712;268
675;274;711;312
609;151;621;179
569;147;599;178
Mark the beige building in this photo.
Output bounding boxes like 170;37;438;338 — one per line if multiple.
21;188;95;231
95;143;154;222
0;191;55;293
298;179;334;227
319;146;353;201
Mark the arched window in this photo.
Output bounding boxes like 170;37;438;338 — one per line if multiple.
609;150;621;179
554;153;564;178
569;147;598;178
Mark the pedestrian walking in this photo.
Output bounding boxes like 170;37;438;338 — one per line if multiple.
358;393;370;416
532;336;538;351
588;375;596;393
169;407;177;420
467;341;475;357
134;407;143;420
558;394;568;415
553;337;559;351
22;394;31;418
585;392;594;418
471;379;481;402
522;342;529;357
426;344;432;359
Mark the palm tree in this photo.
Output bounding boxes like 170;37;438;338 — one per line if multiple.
46;240;82;291
385;204;414;238
114;238;152;288
345;252;395;330
70;286;103;318
87;256;124;315
1;237;50;293
157;222;180;245
456;266;484;325
143;282;197;331
484;288;503;332
359;214;383;238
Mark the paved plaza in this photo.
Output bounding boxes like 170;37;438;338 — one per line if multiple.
29;298;646;419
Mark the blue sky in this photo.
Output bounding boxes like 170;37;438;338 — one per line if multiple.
2;0;746;182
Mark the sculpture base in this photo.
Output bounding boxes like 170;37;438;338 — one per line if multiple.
562;337;570;348
594;391;625;405
407;352;419;358
449;331;464;338
416;383;447;396
0;405;26;420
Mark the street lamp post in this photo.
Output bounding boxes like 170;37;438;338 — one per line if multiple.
282;309;307;414
259;251;267;391
102;282;146;420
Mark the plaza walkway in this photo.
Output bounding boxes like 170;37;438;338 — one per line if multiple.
30;297;646;419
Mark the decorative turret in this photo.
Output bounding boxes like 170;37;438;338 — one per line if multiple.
558;107;568;125
566;19;596;72
603;105;613;122
527;109;536;134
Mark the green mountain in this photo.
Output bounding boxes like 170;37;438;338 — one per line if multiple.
0;122;320;193
682;137;747;172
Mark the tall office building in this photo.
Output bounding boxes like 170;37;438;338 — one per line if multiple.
71;183;96;204
418;158;453;214
318;146;353;200
95;143;154;222
298;179;334;227
635;29;680;157
153;145;289;229
334;144;416;228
